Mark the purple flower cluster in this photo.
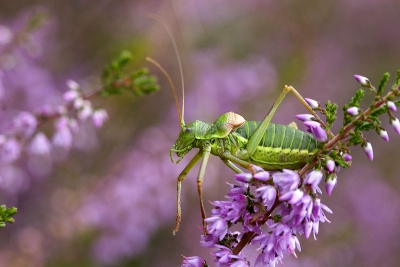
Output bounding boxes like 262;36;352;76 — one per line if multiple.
185;168;333;267
295;112;327;143
0;79;108;166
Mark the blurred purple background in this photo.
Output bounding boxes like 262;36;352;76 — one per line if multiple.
1;1;400;266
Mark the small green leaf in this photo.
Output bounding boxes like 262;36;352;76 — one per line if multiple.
377;72;390;96
349;89;365;107
0;205;17;228
357;121;376;131
325;101;337;128
395;69;400;87
369;105;388;118
347;130;364;146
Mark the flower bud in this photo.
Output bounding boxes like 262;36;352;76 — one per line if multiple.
363;142;373;161
391;118;400;134
379;129;389;142
387;101;397;112
305;98;319;109
92;109;108;128
326;160;335;173
295;114;314;122
66;79;80;90
342;153;352;162
354;75;371;87
325;175;337;196
62;90;79;102
253;171;270;181
304;121;328;142
234;173;253;183
346;106;359;116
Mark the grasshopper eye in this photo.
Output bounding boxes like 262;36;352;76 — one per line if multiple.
184;127;192;133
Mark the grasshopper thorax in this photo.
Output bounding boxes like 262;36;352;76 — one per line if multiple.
170;112;245;163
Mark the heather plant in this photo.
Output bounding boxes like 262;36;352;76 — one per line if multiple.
181;72;400;267
0;13;159;228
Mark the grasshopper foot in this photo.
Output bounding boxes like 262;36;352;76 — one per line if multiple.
173;215;181;235
249;164;264;175
202;219;208;236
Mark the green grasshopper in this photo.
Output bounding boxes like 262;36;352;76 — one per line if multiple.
147;14;322;235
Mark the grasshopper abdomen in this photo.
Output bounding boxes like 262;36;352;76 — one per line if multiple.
234;121;318;170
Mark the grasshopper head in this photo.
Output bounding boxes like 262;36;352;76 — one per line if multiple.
170;121;198;163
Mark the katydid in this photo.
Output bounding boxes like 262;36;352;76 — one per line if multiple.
147;14;322;235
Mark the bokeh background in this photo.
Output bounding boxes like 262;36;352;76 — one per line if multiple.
1;1;400;266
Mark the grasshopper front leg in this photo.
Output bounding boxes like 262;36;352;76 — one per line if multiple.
173;151;202;235
173;145;211;236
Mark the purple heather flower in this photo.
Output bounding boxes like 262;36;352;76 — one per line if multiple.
56;105;67;115
387;101;397;112
354;74;371;87
0;135;6;145
304;219;313;239
252;223;301;266
92;109;109;128
205;216;228;241
74;98;85;109
228;254;249;267
283;194;313;227
272;169;300;194
226;183;247;200
304;121;327;142
211;200;245;224
0;137;21;163
68;118;80;133
37;105;54;117
363;142;373;161
181;255;206;267
342;153;352;162
78;101;93;121
305;98;319;109
52;128;73;150
200;234;217;248
325;175;337;196
304;170;323;193
210;184;247;224
28;132;51;155
229;257;249;267
242;212;262;234
11;111;38;137
56;117;69;130
391;118;400;134
326;160;335;173
0;25;13;45
235;173;253;183
312;198;332;224
66;79;79;90
212;245;233;265
295;114;314;122
279;189;304;205
379;129;389;142
346;106;360;116
253;171;270;181
62;90;79;102
256;185;276;208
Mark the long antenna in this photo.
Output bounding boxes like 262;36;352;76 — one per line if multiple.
146;57;182;125
148;13;185;125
